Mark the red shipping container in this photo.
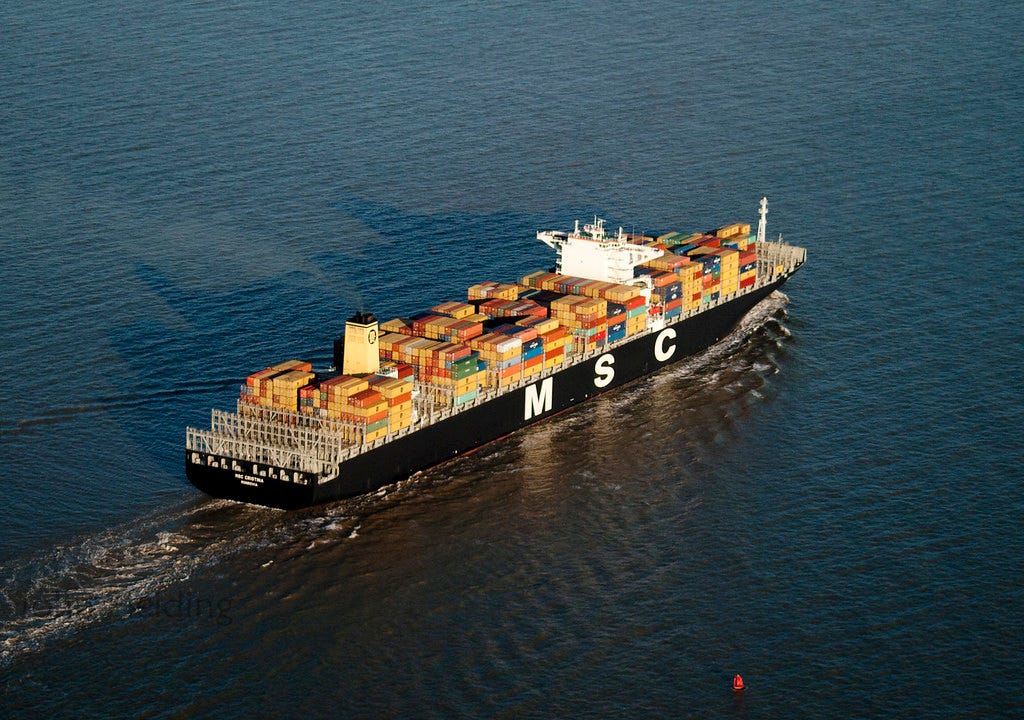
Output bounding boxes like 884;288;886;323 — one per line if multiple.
387;392;412;406
653;271;678;287
572;317;600;330
499;325;538;342
541;326;569;342
499;365;522;380
395;363;414;379
349;389;384;408
366;409;389;424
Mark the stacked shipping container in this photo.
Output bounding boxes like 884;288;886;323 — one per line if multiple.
520;271;643;304
467;281;519;301
477;298;547;319
241;360;315;412
369;375;414;433
240;217;760;445
715;247;740;295
678;262;703;311
379;334;485;404
550;295;607;353
470;332;523;388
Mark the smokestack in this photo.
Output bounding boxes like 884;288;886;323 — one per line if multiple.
340;311;380;376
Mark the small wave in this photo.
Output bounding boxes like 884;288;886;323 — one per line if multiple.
644;291;791;387
0;498;288;666
0;480;422;666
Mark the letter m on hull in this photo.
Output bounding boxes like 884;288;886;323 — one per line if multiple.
524;377;553;421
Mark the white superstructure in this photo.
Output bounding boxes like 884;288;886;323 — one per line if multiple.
537;217;664;284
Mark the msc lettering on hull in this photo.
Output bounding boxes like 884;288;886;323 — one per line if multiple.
524;377;553;420
654;328;677;362
593;353;615;388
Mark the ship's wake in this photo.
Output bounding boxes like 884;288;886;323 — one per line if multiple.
0;292;794;667
664;290;792;380
0;496;360;666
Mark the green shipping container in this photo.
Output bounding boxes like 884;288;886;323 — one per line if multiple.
366;418;389;433
453;364;478;380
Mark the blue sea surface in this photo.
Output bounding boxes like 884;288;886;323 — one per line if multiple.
1;1;1022;717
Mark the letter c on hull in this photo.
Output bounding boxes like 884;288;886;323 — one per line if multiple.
594;353;615;388
654;328;677;362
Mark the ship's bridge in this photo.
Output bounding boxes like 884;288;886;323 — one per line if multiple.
537;217;664;285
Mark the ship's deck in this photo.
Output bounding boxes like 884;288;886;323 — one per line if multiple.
186;240;806;477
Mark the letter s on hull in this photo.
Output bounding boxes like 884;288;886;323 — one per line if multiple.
594;353;615;388
654;328;677;362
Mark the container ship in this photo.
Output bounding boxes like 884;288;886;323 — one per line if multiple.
186;198;806;509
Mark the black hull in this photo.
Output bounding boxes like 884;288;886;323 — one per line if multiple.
187;276;792;509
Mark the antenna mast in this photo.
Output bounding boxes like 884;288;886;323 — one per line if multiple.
757;197;768;245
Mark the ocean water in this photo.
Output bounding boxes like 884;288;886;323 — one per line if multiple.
2;1;1022;717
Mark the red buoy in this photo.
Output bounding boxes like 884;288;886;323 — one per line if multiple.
732;674;745;691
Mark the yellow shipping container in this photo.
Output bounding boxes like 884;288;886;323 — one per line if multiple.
380;318;412;334
715;222;750;239
268;360;311;373
468;282;519;301
273;370;315;387
603;284;642;303
432;301;476;319
370;377;413;398
517;316;559;333
717;247;739;262
365;428;388;443
520;270;545;286
324;376;369;398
